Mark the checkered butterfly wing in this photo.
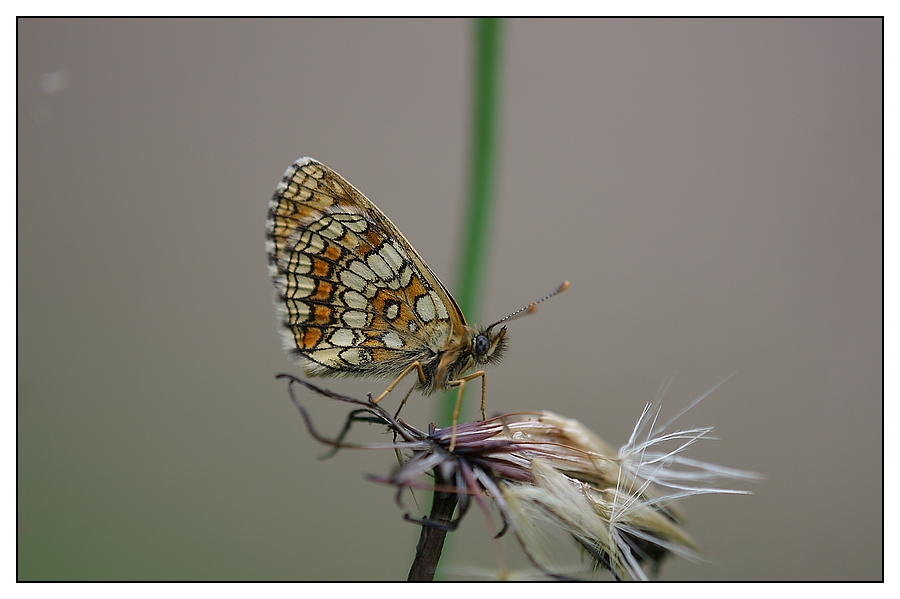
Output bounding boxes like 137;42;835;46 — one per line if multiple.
266;157;467;388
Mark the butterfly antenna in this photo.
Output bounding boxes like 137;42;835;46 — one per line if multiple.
486;281;569;332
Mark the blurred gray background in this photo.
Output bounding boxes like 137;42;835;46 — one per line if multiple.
17;18;881;580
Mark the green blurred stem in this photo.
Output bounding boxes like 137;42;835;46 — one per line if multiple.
439;18;504;428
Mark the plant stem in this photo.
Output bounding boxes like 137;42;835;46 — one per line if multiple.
412;19;504;581
440;17;504;428
406;473;460;581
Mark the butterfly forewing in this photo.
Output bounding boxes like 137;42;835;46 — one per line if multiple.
266;157;468;387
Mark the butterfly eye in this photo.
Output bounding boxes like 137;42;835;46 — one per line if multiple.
473;334;491;357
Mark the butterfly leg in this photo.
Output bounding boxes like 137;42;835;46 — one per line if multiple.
446;370;486;451
372;360;427;407
393;380;419;420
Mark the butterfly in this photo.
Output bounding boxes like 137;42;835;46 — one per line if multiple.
266;157;567;448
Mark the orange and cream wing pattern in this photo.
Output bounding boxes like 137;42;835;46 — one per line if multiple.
266;157;466;383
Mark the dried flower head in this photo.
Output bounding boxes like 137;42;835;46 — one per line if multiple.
280;374;760;581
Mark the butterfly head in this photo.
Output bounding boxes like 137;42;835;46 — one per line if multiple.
439;281;569;385
472;324;508;366
431;324;507;392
